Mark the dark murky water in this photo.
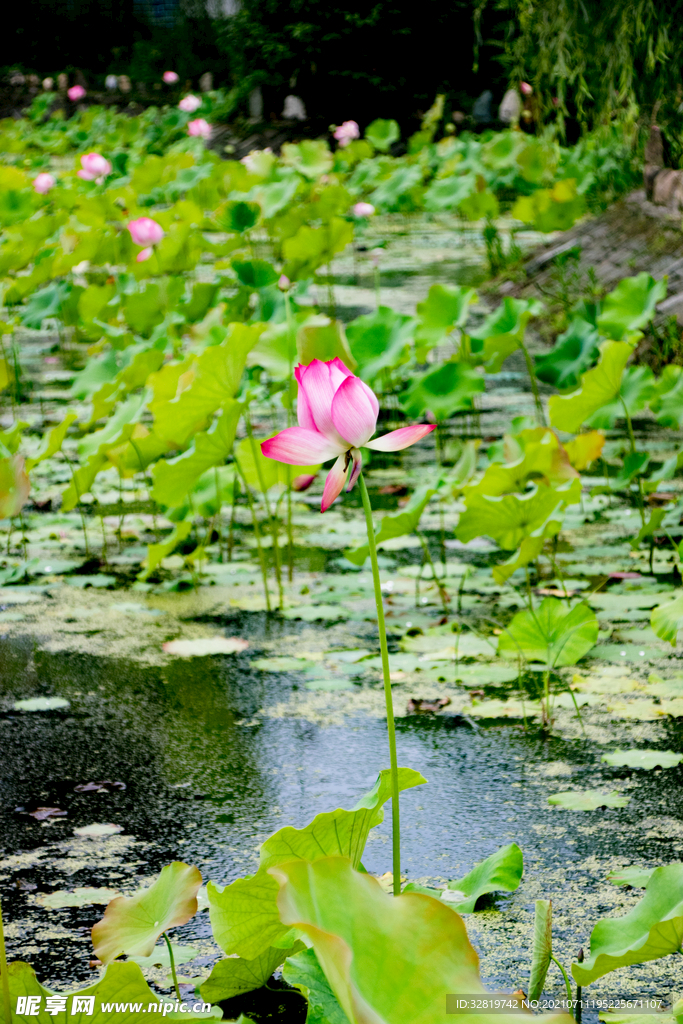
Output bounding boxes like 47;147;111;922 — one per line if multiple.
2;624;683;1016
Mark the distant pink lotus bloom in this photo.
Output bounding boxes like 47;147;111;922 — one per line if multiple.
67;84;86;101
188;118;211;139
240;147;272;172
520;81;533;96
278;274;291;290
33;173;56;194
136;247;153;263
77;152;112;181
128;217;164;247
353;202;375;218
178;94;201;112
163;71;179;84
292;473;317;492
261;358;435;512
333;120;360;147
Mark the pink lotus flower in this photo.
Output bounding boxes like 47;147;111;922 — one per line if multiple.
178;94;201;112
261;358;435;512
333;120;360;148
163;71;179;84
353;201;375;217
33;173;56;194
137;248;153;263
188;118;211;139
68;84;86;101
520;81;533;96
278;274;291;290
292;473;317;492
77;152;112;181
127;217;164;247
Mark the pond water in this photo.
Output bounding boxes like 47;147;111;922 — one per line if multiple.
3;206;683;1020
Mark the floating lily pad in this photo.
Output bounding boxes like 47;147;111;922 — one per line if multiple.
282;604;350;621
572;674;644;694
66;574;117;588
548;790;630;810
602;749;683;769
605;866;655;887
36;886;121;909
453;664;521;685
464;699;541;719
0;611;25;622
251;657;317;672
163;637;249;657
645;673;683;698
591;645;662;663
74;822;123;837
14;697;70;711
607;699;683;720
305;678;355;691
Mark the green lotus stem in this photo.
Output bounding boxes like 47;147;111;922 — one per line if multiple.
549;954;573;1008
163;932;182;1004
284;289;296;582
0;898;12;1024
65;457;90;556
228;470;238;562
374;263;381;310
359;472;401;897
519;339;546;426
235;458;271;613
416;529;449;613
619;397;646;527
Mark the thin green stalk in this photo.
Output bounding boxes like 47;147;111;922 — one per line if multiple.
284;290;296;582
359;472;401;897
228;471;239;562
549;954;573;1007
0;898;12;1024
163;932;182;1003
235;458;271;613
519;339;546;426
416;530;449;613
66;458;90;556
286;467;294;582
374;262;381;310
620;397;646;527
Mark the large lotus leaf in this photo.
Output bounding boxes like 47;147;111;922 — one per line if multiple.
459;188;499;222
217;201;260;234
586;365;656;429
535;319;600;389
21;281;70;329
200;941;304;1003
92;861;202;964
152;324;265;447
297;316;357;370
232;258;278;289
572;864;683;986
564;430;605;470
597;273;667;341
282;948;348;1024
370;165;424;212
413;283;477;357
138;520;193;581
548;341;631;433
270;857;570;1024
465;429;577;500
246;320;299;379
122;284;165;337
0;454;30;519
400;361;484;421
498;598;598;667
601;749;683;769
548;790;629;811
283;219;353;279
469;297;543;373
651;365;683;428
491;530;554;584
423;173;477;214
24;411;77;472
365;119;400;152
152;401;242;508
404;843;523;915
456;483;567;550
345;486;436;566
346;307;415;382
528;899;553;1001
651;593;683;646
281;140;333;180
0;960;221;1023
207;768;425;960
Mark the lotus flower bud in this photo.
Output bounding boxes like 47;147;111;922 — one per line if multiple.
77;152;112;181
178;94;201;112
353;202;375;218
187;118;211;139
278;274;291;290
520;81;533;96
127;217;164;247
68;84;86;101
163;71;179;84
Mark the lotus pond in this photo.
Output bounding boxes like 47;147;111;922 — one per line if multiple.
1;99;683;1024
